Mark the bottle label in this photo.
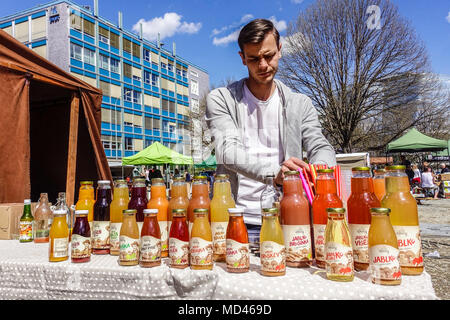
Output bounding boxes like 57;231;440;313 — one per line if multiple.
71;234;91;259
190;237;213;267
313;224;326;263
140;235;161;263
169;237;189;267
226;239;249;270
159;221;168;252
369;245;402;281
52;237;69;258
325;242;354;276
260;241;286;273
282;224;312;263
110;222;122;252
19;221;33;241
348;223;370;263
34;219;50;240
393;225;423;267
92;221;110;249
119;235;140;262
211;221;228;256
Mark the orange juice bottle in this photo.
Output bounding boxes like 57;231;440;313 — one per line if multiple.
148;178;169;257
260;207;286;277
210;174;235;262
49;209;69;262
382;165;423;275
168;177;189;235
110;180;130;256
226;207;250;273
373;169;386;202
75;181;95;230
187;176;210;235
190;209;213;270
140;209;161;268
119;209;140;266
368;208;402;286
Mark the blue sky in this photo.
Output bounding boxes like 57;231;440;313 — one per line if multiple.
1;0;449;87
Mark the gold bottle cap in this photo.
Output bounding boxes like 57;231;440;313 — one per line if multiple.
351;167;370;171
374;169;386;173
193;175;207;180
172;209;186;217
151;178;165;184
370;207;391;215
215;174;229;179
262;207;279;216
80;181;94;185
173;177;185;182
123;209;137;215
114;179;127;184
193;208;209;213
317;168;334;173
386;165;406;170
284;170;299;176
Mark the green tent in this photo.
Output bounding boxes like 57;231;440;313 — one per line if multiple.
387;128;448;153
434;140;450;156
122;141;193;165
194;154;217;168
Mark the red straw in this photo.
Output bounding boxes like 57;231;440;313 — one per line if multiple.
298;169;314;204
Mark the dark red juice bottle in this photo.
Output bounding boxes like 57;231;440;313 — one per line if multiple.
128;178;148;233
169;209;189;269
71;210;91;263
92;180;111;255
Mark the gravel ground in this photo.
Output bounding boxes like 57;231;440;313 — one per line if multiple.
418;199;450;300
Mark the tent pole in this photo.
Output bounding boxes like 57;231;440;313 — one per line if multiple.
65;93;80;208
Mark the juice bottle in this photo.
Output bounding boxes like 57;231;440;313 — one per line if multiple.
187;176;210;235
34;193;53;243
382;165;423;275
260;207;286;277
373;169;386;202
71;210;91;263
190;209;213;270
140;208;161;268
169;208;189;269
147;178;169;258
368;208;402;285
92;180;112;255
54;192;72;239
168;177;189;233
226;207;249;273
128;178;148;234
325;208;354;282
110;180;130;256
312;169;343;268
280;170;312;268
347;167;380;271
49;209;69;262
210;174;235;262
119;209;140;266
75;181;95;230
19;199;34;243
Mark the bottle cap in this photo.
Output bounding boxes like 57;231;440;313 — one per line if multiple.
172;208;186;216
386;165;406;170
53;209;67;215
143;209;158;215
351;167;370;171
123;209;137;215
24;199;31;205
193;175;207;180
80;181;94;185
75;210;89;215
98;180;111;184
284;170;299;176
326;207;346;213
215;174;229;179
228;207;244;214
262;207;279;216
370;207;390;215
114;179;127;184
173;177;185;182
151;178;165;184
317;168;334;173
193;208;209;215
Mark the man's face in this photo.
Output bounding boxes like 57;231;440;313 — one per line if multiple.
239;32;282;85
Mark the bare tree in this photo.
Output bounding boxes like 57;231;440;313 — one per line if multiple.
278;0;449;153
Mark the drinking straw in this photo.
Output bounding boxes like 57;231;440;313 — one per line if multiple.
298;168;314;204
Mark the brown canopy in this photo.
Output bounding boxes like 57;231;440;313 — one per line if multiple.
0;29;112;206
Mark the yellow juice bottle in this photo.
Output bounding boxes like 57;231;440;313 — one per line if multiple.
75;181;95;230
119;209;140;266
382;165;423;275
210;174;235;262
190;209;213;270
260;208;286;277
110;180;130;256
49;209;69;262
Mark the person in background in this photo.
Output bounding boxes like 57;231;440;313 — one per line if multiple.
412;164;421;185
185;171;191;182
440;163;449;174
421;166;439;199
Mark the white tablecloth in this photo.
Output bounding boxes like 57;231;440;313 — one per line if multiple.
0;240;437;300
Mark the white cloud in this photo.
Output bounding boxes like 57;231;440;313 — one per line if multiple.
268;16;287;32
446;11;450;23
132;12;202;41
213;29;241;46
211;14;253;37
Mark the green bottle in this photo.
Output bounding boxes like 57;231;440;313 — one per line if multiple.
19;199;34;242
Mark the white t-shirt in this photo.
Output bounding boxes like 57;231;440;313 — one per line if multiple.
421;172;435;188
236;83;283;225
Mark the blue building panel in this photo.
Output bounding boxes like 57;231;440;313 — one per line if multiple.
99;68;109;77
15;16;29;24
105;149;111;157
111;97;121;105
124;126;133;133
102;96;110;103
111;47;119;55
70;58;83;68
83;34;95;44
70;29;82;39
124;76;132;84
84;63;95;72
70;66;84;75
124;101;133;109
123;52;131;60
99;41;109;50
111;72;120;81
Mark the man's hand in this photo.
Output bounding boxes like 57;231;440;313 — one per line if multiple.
275;157;310;186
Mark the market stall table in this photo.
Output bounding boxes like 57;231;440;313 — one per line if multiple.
0;240;437;300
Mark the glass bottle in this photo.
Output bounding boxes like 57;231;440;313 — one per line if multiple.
52;192;71;238
49;209;69;262
168;177;189;234
347;167;380;271
92;180;112;255
140;208;161;268
325;207;354;282
71;210;91;263
128;178;148;234
280;170;312;267
169;208;189;269
33;193;53;243
119;209;140;266
382;165;423;275
19;199;34;243
110;179;130;256
75;181;95;230
260;207;286;277
190;209;213;270
226;207;249;273
312;169;343;268
260;174;281;213
187;176;211;235
368;208;402;286
373;169;386;202
147;178;169;258
210;174;235;262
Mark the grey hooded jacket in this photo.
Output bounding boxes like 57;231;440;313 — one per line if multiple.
205;78;336;200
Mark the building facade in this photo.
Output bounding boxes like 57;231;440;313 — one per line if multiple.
0;0;209;165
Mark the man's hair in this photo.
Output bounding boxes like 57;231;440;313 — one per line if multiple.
238;19;280;53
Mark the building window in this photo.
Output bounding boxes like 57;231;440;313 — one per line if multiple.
176;68;182;77
190;79;199;95
132;42;140;58
123;38;131;54
143;49;150;62
99;80;110;96
168;63;174;72
152;73;159;87
70;13;82;31
123;63;132;79
132;75;141;82
110;32;119;49
70;42;82;61
102;135;111;149
143;70;151;84
98;26;109;44
125;137;133;150
124;88;132;102
99;54;109;70
161;62;167;70
190;70;198;77
83;47;95;66
191;98;199;113
183;70;188;77
133;91;141;104
110;58;120;74
83;18;95;37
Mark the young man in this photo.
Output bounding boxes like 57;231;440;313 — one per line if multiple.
205;19;336;227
